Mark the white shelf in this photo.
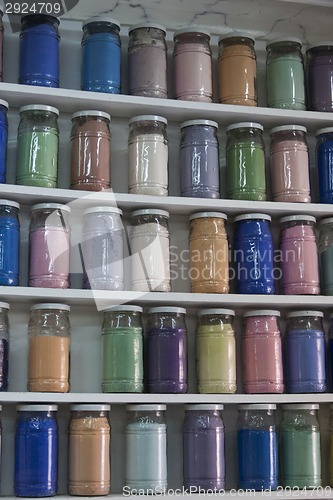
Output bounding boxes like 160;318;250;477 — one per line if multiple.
1;82;333;132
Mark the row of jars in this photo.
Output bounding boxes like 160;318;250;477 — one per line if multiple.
4;403;332;496
4;103;333;203
7;12;333;112
0;303;332;396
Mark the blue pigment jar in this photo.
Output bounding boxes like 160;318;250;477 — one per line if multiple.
81;17;121;94
286;311;327;393
19;14;60;88
0;200;20;286
14;404;58;497
0;302;9;391
233;213;275;294
316;127;333;204
0;99;8;184
237;404;278;490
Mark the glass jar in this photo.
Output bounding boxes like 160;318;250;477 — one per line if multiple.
0;302;9;391
125;404;167;492
189;212;229;293
146;307;187;394
318;217;333;295
27;303;70;393
285;311;326;393
237;404;278;490
0;99;8;184
196;309;236;394
70;110;111;191
102;305;143;393
29;203;71;288
280;215;320;295
19;14;60;87
233;214;275;294
81;206;123;291
316;127;333;203
218;33;257;106
173;29;212;102
0;199;20;286
0;6;4;82
81;17;121;93
128;23;167;98
226;122;266;201
68;404;111;496
266;38;305;109
306;42;333;111
128;115;168;196
270;125;310;202
180;120;220;199
280;404;321;488
329;405;333;486
183;404;225;491
130;209;171;292
330;315;333;394
242;310;283;393
14;405;58;497
16;104;59;188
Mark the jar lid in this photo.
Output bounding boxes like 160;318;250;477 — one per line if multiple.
316;127;333;136
0;199;20;209
234;213;271;223
72;110;111;121
104;305;143;313
129;115;167;125
226;122;263;132
180;119;218;129
283;404;319;410
148;307;186;314
132;209;169;218
129;23;166;34
186;404;224;411
0;99;8;110
173;27;211;39
266;36;302;48
70;404;111;411
126;404;166;411
189;212;227;221
197;308;235;317
17;404;58;411
219;32;255;43
31;203;71;213
243;310;280;317
83;17;121;29
270;124;307;135
319;217;333;226
0;302;9;310
238;404;277;410
30;303;71;312
280;214;316;224
307;41;333;51
19;104;59;116
83;206;123;216
286;310;324;318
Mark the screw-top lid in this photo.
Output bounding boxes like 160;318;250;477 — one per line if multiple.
316;127;333;136
126;404;166;411
30;303;70;312
238;404;277;410
197;308;235;316
132;209;169;218
19;104;59;116
180;119;218;129
0;199;20;209
83;206;123;216
0;302;9;310
234;213;271;223
72;110;111;121
286;310;324;318
17;404;58;411
319;217;333;226
32;203;71;213
0;99;8;110
71;404;111;411
283;404;319;410
129;23;166;34
270;124;307;135
148;307;186;314
186;404;224;411
219;32;255;43
280;214;316;224
189;212;227;221
129;115;167;125
243;310;280;317
174;27;210;39
307;41;333;51
226;122;263;132
83;17;120;29
266;36;302;48
104;305;143;313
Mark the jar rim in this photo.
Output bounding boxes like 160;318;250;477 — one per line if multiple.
243;310;280;317
30;303;71;312
307;41;333;51
286;310;324;318
21;14;60;24
129;23;166;34
103;305;143;313
83;206;123;216
180;119;218;129
316;127;333;136
132;209;169;218
270;125;307;135
0;99;8;110
148;307;186;314
238;404;276;410
70;404;111;411
19;104;59;116
0;199;20;209
173;27;211;39
126;404;166;411
283;404;319;410
83;17;121;29
226;122;263;132
266;36;302;48
234;213;271;222
197;308;235;316
72;110;111;121
31;203;71;213
319;217;333;226
189;212;227;221
218;31;255;43
17;404;58;411
0;302;9;310
129;115;167;125
186;404;224;411
280;214;316;224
